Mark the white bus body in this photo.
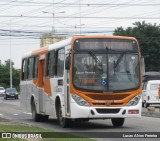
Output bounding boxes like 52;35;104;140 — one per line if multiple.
20;36;142;127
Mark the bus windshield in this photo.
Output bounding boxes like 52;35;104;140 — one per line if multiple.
72;38;140;92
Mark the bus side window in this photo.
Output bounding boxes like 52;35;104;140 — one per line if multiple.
33;56;38;79
46;53;50;76
56;48;65;77
46;50;55;77
27;57;34;80
22;58;28;80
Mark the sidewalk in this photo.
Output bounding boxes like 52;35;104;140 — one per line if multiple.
142;107;160;118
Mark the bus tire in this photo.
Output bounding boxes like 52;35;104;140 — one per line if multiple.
57;102;70;128
42;115;49;122
111;118;125;127
31;101;40;122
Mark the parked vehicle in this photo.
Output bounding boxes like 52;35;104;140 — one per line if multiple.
142;80;160;108
4;88;19;100
0;87;5;97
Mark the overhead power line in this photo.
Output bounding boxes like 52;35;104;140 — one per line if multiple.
0;15;160;19
0;1;160;6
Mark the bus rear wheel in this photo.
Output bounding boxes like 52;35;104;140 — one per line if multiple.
111;118;125;127
31;101;40;122
57;103;70;128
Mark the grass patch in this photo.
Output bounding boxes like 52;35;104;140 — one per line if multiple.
0;124;51;132
0;123;95;141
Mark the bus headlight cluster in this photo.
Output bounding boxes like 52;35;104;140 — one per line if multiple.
127;94;141;106
72;94;90;106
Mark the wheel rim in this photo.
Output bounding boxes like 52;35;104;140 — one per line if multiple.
58;105;64;124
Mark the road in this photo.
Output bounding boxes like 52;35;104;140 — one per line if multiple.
0;97;160;141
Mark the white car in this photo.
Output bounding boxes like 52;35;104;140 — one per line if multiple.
0;87;5;97
142;80;160;107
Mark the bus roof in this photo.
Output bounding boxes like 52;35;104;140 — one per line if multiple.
22;35;138;59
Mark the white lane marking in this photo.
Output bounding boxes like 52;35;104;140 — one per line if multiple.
23;112;32;115
0;113;3;116
13;114;18;116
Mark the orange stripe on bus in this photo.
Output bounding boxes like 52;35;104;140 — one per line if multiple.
32;46;48;56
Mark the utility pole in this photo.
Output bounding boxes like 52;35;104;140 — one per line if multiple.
10;19;12;88
79;0;82;34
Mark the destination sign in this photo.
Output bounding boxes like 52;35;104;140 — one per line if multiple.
75;38;138;51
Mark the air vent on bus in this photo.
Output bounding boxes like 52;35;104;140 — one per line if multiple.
86;94;129;100
92;102;124;106
96;108;120;114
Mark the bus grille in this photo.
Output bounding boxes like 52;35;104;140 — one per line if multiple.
96;108;120;114
86;94;129;100
92;102;123;106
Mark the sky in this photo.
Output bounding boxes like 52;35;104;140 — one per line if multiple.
0;0;160;69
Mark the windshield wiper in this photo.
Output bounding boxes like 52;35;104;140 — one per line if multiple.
114;52;125;68
87;50;102;67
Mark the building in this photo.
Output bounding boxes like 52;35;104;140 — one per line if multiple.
40;35;66;47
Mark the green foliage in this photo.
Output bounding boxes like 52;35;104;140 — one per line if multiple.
0;59;20;90
113;21;160;71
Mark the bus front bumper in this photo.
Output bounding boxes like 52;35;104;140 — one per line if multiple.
70;102;142;119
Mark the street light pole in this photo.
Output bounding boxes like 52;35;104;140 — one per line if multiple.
79;0;82;34
75;24;85;35
10;19;12;88
52;0;55;35
42;11;65;35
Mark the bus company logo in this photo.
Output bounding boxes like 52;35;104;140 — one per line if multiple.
2;133;11;138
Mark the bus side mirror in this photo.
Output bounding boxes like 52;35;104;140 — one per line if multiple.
141;56;145;76
65;56;70;70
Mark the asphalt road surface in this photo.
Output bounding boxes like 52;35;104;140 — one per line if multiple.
0;97;160;141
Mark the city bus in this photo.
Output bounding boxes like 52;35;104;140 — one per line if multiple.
20;35;143;128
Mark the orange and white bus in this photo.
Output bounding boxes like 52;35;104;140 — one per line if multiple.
20;35;143;127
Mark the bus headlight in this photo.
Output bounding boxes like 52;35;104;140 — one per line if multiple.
127;94;141;106
72;94;90;106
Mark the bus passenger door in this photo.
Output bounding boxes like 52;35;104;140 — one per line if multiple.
64;51;71;116
38;58;46;113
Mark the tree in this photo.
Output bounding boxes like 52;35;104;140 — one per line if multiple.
0;59;20;91
113;21;160;71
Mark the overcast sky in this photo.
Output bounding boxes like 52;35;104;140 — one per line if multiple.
0;0;160;68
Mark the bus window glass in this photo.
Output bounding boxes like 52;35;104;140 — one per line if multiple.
22;58;27;80
33;56;38;79
73;38;140;92
73;53;139;91
27;57;34;79
108;54;139;91
57;48;65;77
47;50;55;76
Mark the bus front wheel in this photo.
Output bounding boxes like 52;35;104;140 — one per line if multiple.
57;103;70;128
111;118;125;127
